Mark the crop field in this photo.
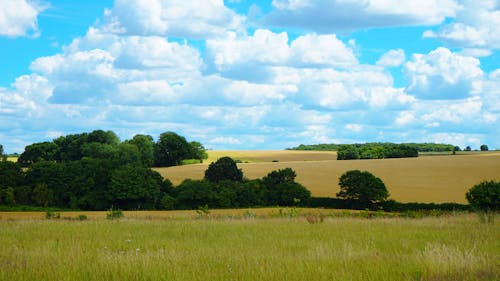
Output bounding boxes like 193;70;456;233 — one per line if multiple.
0;212;498;281
155;151;500;203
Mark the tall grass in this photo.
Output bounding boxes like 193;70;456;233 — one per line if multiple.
0;213;498;281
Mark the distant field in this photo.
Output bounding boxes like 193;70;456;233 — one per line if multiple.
155;151;500;203
0;213;497;281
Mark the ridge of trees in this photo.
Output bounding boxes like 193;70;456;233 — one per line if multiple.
16;130;207;168
289;142;457;153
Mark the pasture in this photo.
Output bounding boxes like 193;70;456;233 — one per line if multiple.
0;212;498;281
155;151;500;203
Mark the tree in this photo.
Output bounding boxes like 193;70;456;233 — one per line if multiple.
18;142;59;166
108;165;162;209
480;144;489;151
154;132;191;167
337;170;389;207
466;180;499;211
0;144;3;158
465;146;472;151
204;157;243;183
126;134;155;166
188;141;208;162
262;168;310;206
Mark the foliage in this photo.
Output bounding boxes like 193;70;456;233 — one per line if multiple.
466;180;500;211
18;142;59;166
337;170;389;207
337;143;418;160
154;132;192;167
480;144;489;151
126;134;155;167
108;165;162;209
204;157;243;183
262;168;311;206
0;144;3;157
106;207;124;220
291;142;455;153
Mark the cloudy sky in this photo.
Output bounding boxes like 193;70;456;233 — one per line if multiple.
0;0;499;153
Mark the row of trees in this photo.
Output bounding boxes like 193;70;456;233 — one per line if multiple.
16;130;207;168
0;156;311;210
290;143;457;152
337;143;418;160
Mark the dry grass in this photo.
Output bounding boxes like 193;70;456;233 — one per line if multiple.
155;151;500;203
0;213;498;281
203;150;338;163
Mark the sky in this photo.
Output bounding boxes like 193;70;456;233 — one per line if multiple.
0;0;499;153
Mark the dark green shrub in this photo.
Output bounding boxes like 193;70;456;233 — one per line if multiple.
466;180;500;211
106;207;124;220
337;170;389;208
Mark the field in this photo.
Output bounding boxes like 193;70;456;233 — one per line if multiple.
155;150;500;203
0;212;498;281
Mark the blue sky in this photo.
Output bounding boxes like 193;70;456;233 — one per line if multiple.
0;0;499;153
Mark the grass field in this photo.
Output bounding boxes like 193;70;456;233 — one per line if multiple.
155;151;500;203
0;212;498;281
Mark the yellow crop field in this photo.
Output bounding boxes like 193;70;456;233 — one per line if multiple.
155;151;500;204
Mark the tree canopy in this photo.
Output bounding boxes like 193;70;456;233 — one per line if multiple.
204;156;243;183
466;180;499;211
337;170;389;207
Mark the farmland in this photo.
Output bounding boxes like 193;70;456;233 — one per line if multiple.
155;150;500;203
0;212;498;281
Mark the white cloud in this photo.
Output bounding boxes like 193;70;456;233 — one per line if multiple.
206;30;357;73
102;0;245;38
345;124;363;132
266;0;458;32
404;47;483;99
423;0;500;56
0;0;45;37
376;49;406;67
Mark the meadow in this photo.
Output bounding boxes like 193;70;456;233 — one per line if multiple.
0;211;498;281
155;151;500;203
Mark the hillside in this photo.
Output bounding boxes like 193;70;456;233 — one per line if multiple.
154;150;500;204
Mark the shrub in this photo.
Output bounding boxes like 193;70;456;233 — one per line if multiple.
106;207;124;220
466;180;500;211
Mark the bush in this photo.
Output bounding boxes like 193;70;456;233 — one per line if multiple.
337;170;389;208
106;207;124;220
466;180;500;211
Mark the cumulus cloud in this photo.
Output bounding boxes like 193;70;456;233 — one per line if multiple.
206;30;357;73
404;47;483;99
423;0;500;56
0;0;45;37
376;49;406;67
265;0;458;32
102;0;245;38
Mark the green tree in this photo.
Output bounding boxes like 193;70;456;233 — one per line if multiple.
108;165;162;209
262;168;310;206
154;132;191;167
480;144;489;151
126;134;155;166
466;180;499;211
0;161;25;188
32;183;54;207
18;142;59;166
337;170;389;207
0;144;3;158
204;157;243;183
188;141;208;162
465;146;472;151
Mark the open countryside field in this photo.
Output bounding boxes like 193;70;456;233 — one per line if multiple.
155;151;500;203
0;213;498;281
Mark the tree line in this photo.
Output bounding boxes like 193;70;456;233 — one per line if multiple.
0;130;312;210
337;143;419;160
16;130;207;167
289;142;458;153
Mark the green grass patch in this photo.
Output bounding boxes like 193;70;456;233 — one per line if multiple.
0;213;498;281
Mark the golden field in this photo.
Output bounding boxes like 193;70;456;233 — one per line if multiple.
155;150;500;203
